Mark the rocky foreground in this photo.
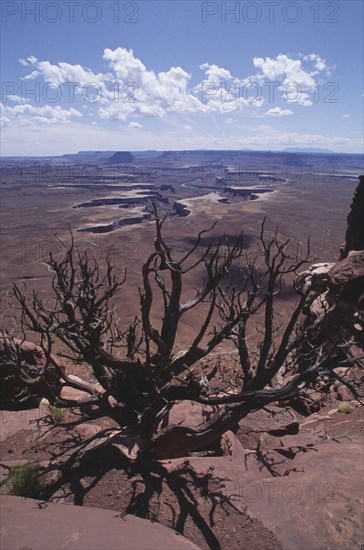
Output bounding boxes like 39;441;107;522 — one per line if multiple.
0;395;363;549
1;176;363;549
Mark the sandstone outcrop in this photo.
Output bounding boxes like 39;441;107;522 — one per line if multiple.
0;497;199;550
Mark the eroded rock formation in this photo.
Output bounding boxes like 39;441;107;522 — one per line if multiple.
341;174;364;258
296;175;364;398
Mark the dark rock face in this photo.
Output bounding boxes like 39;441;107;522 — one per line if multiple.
224;186;273;199
328;250;364;302
74;193;161;209
341;174;364;258
107;151;135;164
79;212;152;233
172;201;190;217
298;250;364;373
296;177;364;386
160;184;175;193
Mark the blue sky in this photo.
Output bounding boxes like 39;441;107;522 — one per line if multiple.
1;0;363;155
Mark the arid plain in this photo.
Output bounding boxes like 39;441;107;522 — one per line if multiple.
1;150;362;348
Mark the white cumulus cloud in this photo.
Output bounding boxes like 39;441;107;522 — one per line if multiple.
2;103;82;126
265;107;293;117
199;63;233;83
1;116;11;127
13;48;332;127
252;53;328;105
253;54;315;88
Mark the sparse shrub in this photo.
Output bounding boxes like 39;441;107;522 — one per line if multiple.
338;402;353;414
332;430;354;439
259;435;268;445
6;462;41;498
24;434;42;453
48;405;67;423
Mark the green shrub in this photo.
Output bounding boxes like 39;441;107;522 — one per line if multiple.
6;462;41;498
48;405;67;423
338;402;353;414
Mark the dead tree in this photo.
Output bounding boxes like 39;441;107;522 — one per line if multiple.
1;216;361;459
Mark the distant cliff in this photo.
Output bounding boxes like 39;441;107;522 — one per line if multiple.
107;151;135;164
